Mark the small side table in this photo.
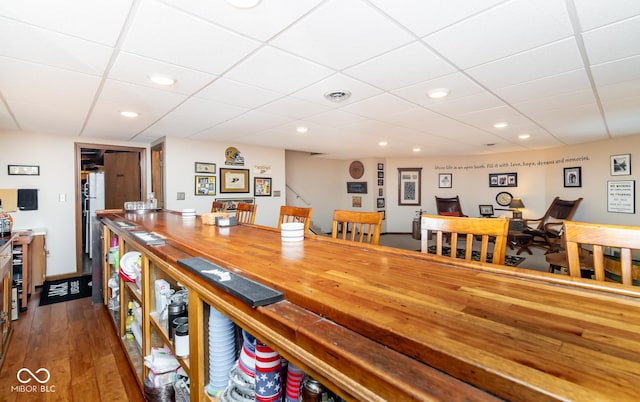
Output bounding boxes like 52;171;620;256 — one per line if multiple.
507;231;533;255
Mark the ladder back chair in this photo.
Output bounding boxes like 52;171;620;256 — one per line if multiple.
235;203;257;224
277;206;313;234
420;214;510;265
331;210;383;245
523;197;582;253
211;201;228;212
563;221;640;286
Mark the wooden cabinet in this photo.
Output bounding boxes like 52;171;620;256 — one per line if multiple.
30;231;47;292
101;224;191;392
0;235;15;369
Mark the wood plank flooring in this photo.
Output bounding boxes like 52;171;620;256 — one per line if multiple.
0;290;144;402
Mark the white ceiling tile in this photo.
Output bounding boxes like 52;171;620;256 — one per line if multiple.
344;41;456;91
0;102;19;131
573;0;640;31
0;0;132;46
291;73;383;107
529;103;608;141
164;0;323;41
146;97;248;137
0;19;112;75
597;80;640;102
340;93;416;119
191;110;291;141
196;78;283;109
591;54;640;87
391;72;486;107
427;92;505;117
583;15;640;65
369;0;506;37
0;57;101;109
109;52;217;95
494;69;591;104
465;38;583;89
224;46;334;94
456;105;537;133
424;0;573;68
122;0;261;74
602;94;640;136
9;100;86;135
303;109;370;127
257;97;330;119
270;0;415;70
97;80;187;113
514;89;596;115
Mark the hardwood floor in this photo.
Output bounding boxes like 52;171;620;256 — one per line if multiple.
0;290;144;402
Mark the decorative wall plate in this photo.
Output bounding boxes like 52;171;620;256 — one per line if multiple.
349;160;364;179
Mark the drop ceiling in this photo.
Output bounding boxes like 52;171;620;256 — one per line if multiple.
1;0;639;159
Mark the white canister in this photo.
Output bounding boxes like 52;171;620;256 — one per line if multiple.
175;323;189;358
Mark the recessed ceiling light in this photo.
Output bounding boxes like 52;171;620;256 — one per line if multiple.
378;141;388;146
225;0;261;8
427;88;450;99
120;111;139;118
324;90;351;103
296;126;309;134
493;122;508;129
149;74;176;86
412;147;421;153
518;133;531;140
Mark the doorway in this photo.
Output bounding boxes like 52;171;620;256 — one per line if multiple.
74;143;146;277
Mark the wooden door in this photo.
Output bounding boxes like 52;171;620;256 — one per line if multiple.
151;143;164;209
104;152;141;209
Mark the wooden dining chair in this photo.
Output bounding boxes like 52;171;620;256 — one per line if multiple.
563;221;640;286
331;210;383;245
211;201;228;212
235;203;257;224
277;206;313;234
420;214;510;265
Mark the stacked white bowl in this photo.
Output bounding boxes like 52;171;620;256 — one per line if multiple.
280;222;304;242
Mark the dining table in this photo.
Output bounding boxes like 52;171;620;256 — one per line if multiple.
102;209;640;401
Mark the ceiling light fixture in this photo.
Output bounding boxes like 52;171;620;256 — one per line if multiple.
324;90;352;103
412;147;421;153
225;0;261;8
149;74;176;86
296;126;309;134
427;88;450;99
378;141;388;146
493;122;508;129
518;134;531;140
120;111;139;118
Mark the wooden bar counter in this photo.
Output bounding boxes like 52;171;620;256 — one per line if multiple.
101;210;640;401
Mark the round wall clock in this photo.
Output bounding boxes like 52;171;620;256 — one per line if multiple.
349;160;364;179
496;191;513;207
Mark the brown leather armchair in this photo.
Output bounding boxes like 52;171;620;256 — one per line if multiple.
523;197;582;253
435;196;467;217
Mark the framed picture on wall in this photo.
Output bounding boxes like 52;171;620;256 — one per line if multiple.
377;198;385;208
610;154;631;175
195;162;216;174
397;168;422;206
489;172;517;187
254;177;272;196
438;173;452;188
220;168;249;193
564;167;582;187
195;175;216;195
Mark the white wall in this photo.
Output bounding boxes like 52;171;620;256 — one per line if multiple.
287;134;640;233
162;137;286;228
0;130;149;277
